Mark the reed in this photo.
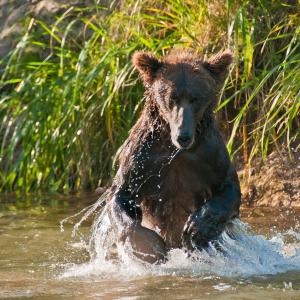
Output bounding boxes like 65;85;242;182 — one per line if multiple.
0;0;299;192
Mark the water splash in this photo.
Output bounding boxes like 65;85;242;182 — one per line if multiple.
60;216;300;279
135;147;181;194
60;191;108;238
59;144;300;279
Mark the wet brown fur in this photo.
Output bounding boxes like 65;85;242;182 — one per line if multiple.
109;49;240;260
119;49;228;178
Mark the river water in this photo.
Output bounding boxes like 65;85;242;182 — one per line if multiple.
1;193;300;299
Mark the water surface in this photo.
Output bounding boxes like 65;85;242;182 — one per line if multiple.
1;194;300;299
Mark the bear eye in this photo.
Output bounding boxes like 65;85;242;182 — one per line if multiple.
190;97;198;103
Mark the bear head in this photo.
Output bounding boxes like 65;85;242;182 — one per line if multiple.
132;50;232;149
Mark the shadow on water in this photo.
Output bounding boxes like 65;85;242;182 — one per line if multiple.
1;193;300;299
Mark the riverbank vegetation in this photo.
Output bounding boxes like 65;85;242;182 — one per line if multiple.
0;0;299;192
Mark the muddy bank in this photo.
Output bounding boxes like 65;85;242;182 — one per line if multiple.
240;147;300;208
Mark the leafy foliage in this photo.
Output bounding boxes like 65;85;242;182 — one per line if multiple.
0;0;299;192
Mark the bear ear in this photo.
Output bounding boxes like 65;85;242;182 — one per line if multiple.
132;51;162;85
202;51;233;82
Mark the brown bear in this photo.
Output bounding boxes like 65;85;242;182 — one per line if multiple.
107;49;241;263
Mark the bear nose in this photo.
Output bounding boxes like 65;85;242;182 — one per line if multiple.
177;135;192;148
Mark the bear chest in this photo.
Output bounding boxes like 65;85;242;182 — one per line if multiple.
137;148;225;216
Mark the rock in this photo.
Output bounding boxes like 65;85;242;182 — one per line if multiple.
0;0;97;57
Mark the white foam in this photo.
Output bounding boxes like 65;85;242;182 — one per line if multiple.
60;213;300;279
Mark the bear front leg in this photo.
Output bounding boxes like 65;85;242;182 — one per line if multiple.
182;172;241;251
109;187;167;264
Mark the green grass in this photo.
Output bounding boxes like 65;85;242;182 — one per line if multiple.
0;0;299;192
